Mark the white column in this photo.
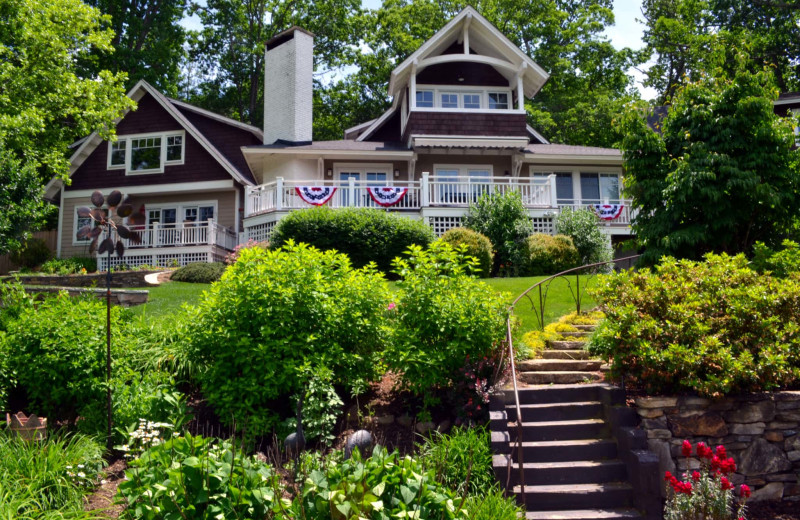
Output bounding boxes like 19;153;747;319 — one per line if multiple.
276;177;284;211
410;61;418;109
421;171;430;207
348;176;356;207
207;218;215;245
245;186;253;216
549;174;558;208
153;222;160;247
517;75;524;111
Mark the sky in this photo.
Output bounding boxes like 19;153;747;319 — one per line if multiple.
182;0;656;99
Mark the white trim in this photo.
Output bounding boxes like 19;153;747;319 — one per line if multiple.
234;188;241;234
333;162;393;182
774;97;800;106
411;84;521;113
418;53;517;75
411;135;529;149
72;207;108;246
526;124;550;144
241;147;412;159
433;163;494;177
167;97;264;140
145;199;218;226
107;140;127;170
119;130;187;175
356;105;400;142
522;153;623;166
57;191;64;257
62;180;235;199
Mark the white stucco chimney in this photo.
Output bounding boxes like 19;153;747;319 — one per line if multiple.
263;27;314;145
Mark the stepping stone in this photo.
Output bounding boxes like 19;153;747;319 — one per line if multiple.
541;350;592;360
548;340;588;350
521;371;602;384
560;331;592;338
518;359;602;372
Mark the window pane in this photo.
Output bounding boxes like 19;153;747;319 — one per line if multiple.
580;173;600;202
556;173;574;204
469;169;491;200
76;213;93;240
199;206;214;222
366;172;386;182
148;210;161;225
162;208;176;224
166;135;183;162
463;94;481;109
600;174;620;201
416;90;433;108
130;137;162;171
184;208;198;222
488;92;509;109
441;93;458;108
110;141;126;166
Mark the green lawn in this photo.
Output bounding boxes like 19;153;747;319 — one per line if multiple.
128;275;600;336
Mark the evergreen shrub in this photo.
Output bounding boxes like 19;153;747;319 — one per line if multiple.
170;262;225;283
523;233;580;275
463;191;532;275
589;253;800;396
555;208;612;265
270;207;435;272
439;227;493;277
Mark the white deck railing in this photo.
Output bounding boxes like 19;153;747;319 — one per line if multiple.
124;219;238;251
558;200;635;226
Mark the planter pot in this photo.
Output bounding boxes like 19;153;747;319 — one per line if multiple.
6;412;47;441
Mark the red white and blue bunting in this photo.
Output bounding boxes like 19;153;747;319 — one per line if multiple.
366;187;408;207
592;204;624;221
295;186;337;206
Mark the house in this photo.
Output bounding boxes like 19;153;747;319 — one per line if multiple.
48;7;632;268
774;92;800;147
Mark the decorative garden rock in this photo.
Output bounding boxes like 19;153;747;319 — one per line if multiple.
396;414;413;427
749;482;784;502
668;412;728;437
345;430;373;459
636;396;678;409
739;438;792;476
285;431;306;457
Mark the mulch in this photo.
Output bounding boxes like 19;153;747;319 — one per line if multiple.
84;458;126;518
747;500;800;520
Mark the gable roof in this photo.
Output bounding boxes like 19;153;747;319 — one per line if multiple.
45;80;256;199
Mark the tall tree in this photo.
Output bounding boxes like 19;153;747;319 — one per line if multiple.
0;0;134;253
83;0;188;95
184;0;362;127
618;69;800;264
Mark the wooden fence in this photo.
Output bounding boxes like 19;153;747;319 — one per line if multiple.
0;230;58;275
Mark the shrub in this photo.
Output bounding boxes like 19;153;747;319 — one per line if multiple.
40;256;97;275
284;366;343;446
224;238;269;265
464;487;523;520
419;426;495;497
555;208;612;266
439;227;493;277
270;207;435;273
170;261;225;283
588;253;800;396
185;242;391;433
10;237;52;268
752;240;800;277
463;190;533;275
522;233;580;275
117;434;281;520
387;242;508;409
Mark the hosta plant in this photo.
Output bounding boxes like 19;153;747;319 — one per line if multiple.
664;440;750;520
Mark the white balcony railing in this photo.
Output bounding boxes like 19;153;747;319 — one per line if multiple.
123;219;238;251
558;200;635;226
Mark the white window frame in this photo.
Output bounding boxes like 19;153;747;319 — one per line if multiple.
487;91;510;110
143;200;218;227
415;90;434;108
106;130;186;175
528;166;624;205
333;163;393;185
414;84;518;113
434;164;494;178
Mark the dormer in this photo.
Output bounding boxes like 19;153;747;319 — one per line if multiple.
357;7;549;147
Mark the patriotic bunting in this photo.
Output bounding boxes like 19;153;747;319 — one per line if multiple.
366;187;408;207
295;186;337;206
592;204;624;221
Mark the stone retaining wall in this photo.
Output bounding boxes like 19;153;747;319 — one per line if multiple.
22;286;148;307
635;393;800;502
7;270;163;288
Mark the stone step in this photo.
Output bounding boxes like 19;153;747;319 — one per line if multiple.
506;401;603;422
519;359;602;372
515;419;608;442
561;331;592;338
525;508;642;520
507;459;628;486
548;340;589;350
512;384;609;404
514;482;634;511
541;350;593;360
521;371;602;384
508;439;619;462
572;324;597;331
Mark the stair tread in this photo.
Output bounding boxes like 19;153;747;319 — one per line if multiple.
525;508;641;519
515;401;602;409
520;418;605;427
515;482;632;493
518;460;625;469
515;439;616;447
520;371;602;375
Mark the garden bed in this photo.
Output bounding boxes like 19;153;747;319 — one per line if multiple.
7;270;165;288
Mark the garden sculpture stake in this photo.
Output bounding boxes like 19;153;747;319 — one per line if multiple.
76;190;144;449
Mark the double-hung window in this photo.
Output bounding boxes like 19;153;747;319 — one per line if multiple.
108;131;185;174
463;93;481;109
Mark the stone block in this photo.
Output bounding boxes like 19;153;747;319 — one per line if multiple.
677;457;701;470
777;400;800;411
669;412;728;437
708;399;736;412
647;429;672;439
729;422;765;435
749;482;784;502
638;408;665;419
788;450;800;462
785;483;800;497
765;431;784;442
642;418;668;429
785;435;800;452
375;414;394;425
637;396;678;409
682;396;712;408
765;473;799;482
768;421;799;429
647;439;676;479
724;401;776;423
739;438;793;476
778;411;800;422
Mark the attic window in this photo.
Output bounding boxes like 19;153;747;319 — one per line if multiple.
107;130;186;175
109;141;126;167
131;137;162;173
416;90;434;108
488;92;509;110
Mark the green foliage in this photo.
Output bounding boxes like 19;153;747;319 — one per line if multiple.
40;257;97;275
463;190;533;276
523;233;580;275
271;207;435;273
0;148;55;255
185;242;390;433
388;242;508;408
463;487;523;520
9;238;52;269
619;71;800;263
555;209;613;266
0;432;104;519
752;240;800;278
284;366;343;446
170;261;226;283
418;427;495;498
439;227;493;278
588;254;800;396
117;434;283;520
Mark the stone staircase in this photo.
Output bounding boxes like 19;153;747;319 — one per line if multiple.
519;324;604;385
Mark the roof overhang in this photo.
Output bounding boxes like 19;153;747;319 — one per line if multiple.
241;146;414;173
409;135;529;150
521;153;623;166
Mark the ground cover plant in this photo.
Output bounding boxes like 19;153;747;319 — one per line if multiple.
270;207;435;273
589;253;800;396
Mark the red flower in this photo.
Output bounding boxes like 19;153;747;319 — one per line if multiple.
682;440;693;458
696;442;713;460
691;471;701;482
740;484;751;499
716;445;727;459
720;476;734;491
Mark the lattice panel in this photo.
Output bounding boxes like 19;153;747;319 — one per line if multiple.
245;221;276;243
531;217;555;235
428;216;463;237
97;252;213;271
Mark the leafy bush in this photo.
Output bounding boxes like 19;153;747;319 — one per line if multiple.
555;208;612;266
40;256;97;275
284;366;343;446
270;207;435;273
419;427;495;497
185;242;391;433
752;240;800;277
588;254;800;396
439;227;493;277
224;238;269;265
522;233;580;275
10;237;52;268
387;243;508;409
170;261;225;283
118;434;282;520
0;432;103;519
463;190;533;276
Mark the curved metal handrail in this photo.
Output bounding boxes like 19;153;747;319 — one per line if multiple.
500;254;641;506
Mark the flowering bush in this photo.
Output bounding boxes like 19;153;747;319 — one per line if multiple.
664;440;749;520
224;238;269;265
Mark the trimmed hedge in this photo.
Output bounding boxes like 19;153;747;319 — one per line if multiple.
439;227;493;277
522;233;580;275
270;207;435;273
588;253;800;396
170;262;226;283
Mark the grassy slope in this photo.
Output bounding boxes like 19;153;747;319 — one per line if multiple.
127;276;599;337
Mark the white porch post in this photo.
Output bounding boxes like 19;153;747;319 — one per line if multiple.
153;222;160;247
348;176;356;207
207;218;215;245
421;171;430;207
245;186;253;215
410;61;418;109
549;174;558;208
276;177;284;211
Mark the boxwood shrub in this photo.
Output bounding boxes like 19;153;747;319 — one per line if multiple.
184;241;391;434
270;207;435;273
170;262;225;283
588;253;800;396
439;227;493;277
522;233;580;275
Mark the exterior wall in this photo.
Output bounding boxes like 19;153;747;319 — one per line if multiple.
414;153;513;179
264;30;313;144
257;156;318;183
323;159;409;181
635;394;800;502
59;189;237;258
402;111;527;141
